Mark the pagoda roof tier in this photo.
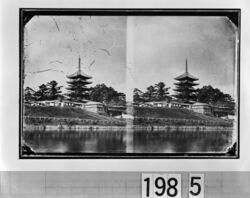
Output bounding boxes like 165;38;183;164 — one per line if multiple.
174;81;199;86
67;80;92;85
174;59;199;81
174;89;197;92
67;93;89;97
67;71;92;79
173;87;197;92
66;84;90;88
174;72;199;81
66;87;89;91
66;56;92;79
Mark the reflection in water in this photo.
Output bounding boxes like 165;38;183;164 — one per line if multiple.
23;131;233;154
125;129;134;153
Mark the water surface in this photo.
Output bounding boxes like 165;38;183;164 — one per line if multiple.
23;130;233;154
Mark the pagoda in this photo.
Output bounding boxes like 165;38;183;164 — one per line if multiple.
173;59;199;103
66;56;92;102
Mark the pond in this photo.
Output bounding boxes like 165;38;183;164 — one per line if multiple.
23;130;234;156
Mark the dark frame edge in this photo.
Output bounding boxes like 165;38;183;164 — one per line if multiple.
18;8;241;159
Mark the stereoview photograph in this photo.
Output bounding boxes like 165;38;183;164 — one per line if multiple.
20;9;240;158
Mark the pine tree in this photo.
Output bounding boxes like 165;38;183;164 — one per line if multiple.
34;84;49;101
154;82;170;101
46;80;62;100
133;88;144;103
24;87;35;102
143;85;157;102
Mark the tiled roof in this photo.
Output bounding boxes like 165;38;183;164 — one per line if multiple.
175;72;199;81
66;70;92;78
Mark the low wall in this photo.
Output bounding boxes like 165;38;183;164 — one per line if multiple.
23;124;233;132
24;115;233;128
24;116;126;126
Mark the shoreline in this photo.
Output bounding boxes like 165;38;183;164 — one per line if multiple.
23;124;233;132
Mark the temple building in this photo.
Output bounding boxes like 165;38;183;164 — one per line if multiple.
174;59;199;103
66;57;92;102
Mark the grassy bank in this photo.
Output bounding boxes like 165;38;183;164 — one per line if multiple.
24;105;125;126
132;107;232;126
24;105;101;120
133;107;222;121
23;105;232;127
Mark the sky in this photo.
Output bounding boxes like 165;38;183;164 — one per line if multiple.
23;15;238;98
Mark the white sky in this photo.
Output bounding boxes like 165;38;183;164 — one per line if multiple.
23;15;238;98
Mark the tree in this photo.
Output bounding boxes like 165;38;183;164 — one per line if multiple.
142;85;156;102
89;84;125;105
24;87;35;102
196;85;235;108
196;85;223;104
34;84;49;101
46;80;62;100
133;88;144;103
154;82;171;101
138;82;171;102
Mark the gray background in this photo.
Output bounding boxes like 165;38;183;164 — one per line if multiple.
0;172;250;198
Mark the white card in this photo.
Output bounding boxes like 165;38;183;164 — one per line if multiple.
167;174;182;198
142;174;154;198
153;174;168;198
189;174;204;198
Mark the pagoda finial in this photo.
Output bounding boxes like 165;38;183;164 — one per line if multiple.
78;56;81;72
185;58;188;73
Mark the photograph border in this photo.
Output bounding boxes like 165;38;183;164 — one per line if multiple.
19;8;241;159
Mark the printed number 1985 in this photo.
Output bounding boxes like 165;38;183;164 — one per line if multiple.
142;173;204;198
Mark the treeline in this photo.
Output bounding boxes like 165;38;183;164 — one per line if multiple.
88;84;125;106
196;85;235;108
25;81;62;101
133;83;235;108
24;81;126;106
25;81;235;108
133;82;171;103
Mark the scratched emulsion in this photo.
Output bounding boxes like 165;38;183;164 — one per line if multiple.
24;16;127;93
22;15;238;156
